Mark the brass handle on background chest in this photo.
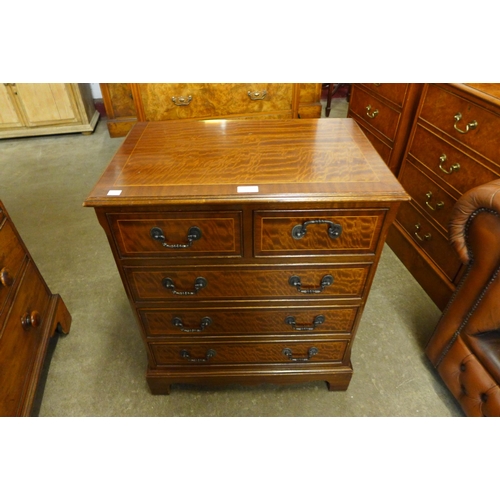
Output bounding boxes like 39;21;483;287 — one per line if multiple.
288;274;334;294
180;349;216;362
454;112;477;134
292;219;342;240
150;226;202;249
425;192;444;211
285;315;325;331
282;347;318;362
438;153;460;175
172;316;212;333
366;104;379;119
171;95;192;106
247;90;267;100
414;223;432;242
21;310;41;330
0;267;14;287
162;277;207;295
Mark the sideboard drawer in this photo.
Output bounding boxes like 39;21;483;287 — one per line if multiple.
254;210;385;256
107;211;242;258
354;122;393;165
360;83;409;107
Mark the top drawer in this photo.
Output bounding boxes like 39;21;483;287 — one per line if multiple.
359;84;409;108
139;83;294;121
254;209;386;257
107;211;242;259
420;84;500;166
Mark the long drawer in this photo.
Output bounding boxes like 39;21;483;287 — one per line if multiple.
359;83;409;108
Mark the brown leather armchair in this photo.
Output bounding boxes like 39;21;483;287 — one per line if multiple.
426;179;500;416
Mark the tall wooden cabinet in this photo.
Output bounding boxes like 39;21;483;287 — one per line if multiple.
386;83;500;310
100;83;322;137
0;83;99;139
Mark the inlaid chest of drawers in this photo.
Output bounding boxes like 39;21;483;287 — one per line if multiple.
84;119;408;394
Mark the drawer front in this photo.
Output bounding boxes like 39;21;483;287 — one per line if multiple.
0;218;28;318
359;83;408;108
254;210;385;256
352;119;393;166
420;85;500;165
150;339;348;365
108;211;242;258
408;124;499;196
0;261;51;416
349;86;401;142
399;161;457;234
139;305;359;337
139;83;294;121
125;264;370;302
397;202;461;281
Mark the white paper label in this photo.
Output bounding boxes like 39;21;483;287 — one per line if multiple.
107;190;122;196
237;186;259;193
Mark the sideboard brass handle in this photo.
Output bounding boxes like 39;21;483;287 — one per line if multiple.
282;347;318;362
172;316;212;333
414;223;432;242
172;95;192;106
366;104;379;119
288;275;334;294
438;153;460;175
425;192;444;211
21;310;41;330
285;315;325;331
454;112;477;134
180;349;216;362
162;277;207;295
292;219;342;240
0;267;14;287
247;90;267;100
150;226;202;249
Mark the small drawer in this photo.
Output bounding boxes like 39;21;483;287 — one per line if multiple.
139;305;359;337
150;339;348;366
125;264;371;302
0;260;51;416
399;161;457;234
107;211;242;258
349;85;401;143
420;85;500;166
359;83;408;108
0;217;28;318
408;124;499;197
254;210;385;257
396;202;461;281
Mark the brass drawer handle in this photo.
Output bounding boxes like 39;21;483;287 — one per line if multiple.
289;274;334;294
425;192;444;211
414;223;432;242
0;267;14;287
282;347;318;362
285;315;325;331
162;277;207;295
454;112;477;134
292;219;342;240
247;90;267;100
172;95;192;106
366;104;379;119
180;349;216;362
172;316;212;333
438;153;460;175
21;310;41;330
150;226;202;249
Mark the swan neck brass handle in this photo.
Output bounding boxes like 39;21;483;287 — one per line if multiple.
247;90;267;100
162;277;207;295
438;153;460;175
172;316;212;333
180;349;216;362
172;95;192;106
414;223;432;242
425;192;444;211
366;104;379;119
150;226;202;249
282;347;318;362
289;275;334;294
285;315;325;331
454;112;477;134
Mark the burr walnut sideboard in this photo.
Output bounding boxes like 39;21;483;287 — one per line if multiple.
100;83;322;137
0;200;71;416
84;119;408;394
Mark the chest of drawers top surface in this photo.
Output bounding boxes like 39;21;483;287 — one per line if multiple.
84;119;408;207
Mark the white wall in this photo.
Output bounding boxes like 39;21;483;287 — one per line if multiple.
90;83;102;99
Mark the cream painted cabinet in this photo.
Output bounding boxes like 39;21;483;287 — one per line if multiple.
0;83;99;139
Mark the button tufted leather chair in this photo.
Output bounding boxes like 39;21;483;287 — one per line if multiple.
426;179;500;416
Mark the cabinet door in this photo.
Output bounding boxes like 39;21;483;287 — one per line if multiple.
0;84;24;129
14;83;80;127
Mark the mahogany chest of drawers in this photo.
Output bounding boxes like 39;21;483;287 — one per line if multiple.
84;119;408;394
0;200;71;416
387;83;500;310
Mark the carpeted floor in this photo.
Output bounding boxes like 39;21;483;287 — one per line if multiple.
0;100;463;416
